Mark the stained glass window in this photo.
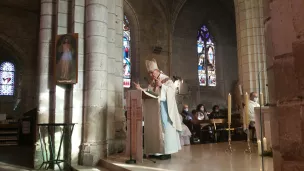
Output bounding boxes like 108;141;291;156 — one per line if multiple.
123;15;131;88
197;25;216;86
0;62;15;95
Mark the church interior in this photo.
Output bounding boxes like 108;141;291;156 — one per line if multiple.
0;0;303;171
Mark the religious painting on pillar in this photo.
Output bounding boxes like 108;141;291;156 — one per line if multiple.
55;33;78;84
0;62;15;96
123;15;131;88
197;25;216;87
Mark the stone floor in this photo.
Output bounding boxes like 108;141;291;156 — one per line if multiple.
72;165;110;171
107;141;274;171
0;145;33;168
0;162;35;171
0;142;273;171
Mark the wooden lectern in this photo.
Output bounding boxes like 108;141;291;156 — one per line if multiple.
126;90;143;163
126;90;158;163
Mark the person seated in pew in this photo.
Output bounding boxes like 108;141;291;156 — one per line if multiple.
196;104;210;121
181;104;193;130
209;105;224;119
181;104;193;121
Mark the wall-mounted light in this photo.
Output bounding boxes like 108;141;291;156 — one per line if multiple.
152;46;162;54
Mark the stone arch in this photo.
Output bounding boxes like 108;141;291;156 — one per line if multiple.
0;33;25;70
172;0;238;109
123;0;141;85
0;33;25;105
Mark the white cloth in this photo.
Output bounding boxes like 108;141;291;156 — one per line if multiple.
143;73;182;155
179;115;191;146
248;100;260;121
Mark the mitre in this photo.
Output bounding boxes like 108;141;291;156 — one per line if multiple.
145;58;159;72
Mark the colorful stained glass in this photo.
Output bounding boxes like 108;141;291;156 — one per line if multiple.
123;15;131;88
197;25;216;86
0;62;15;95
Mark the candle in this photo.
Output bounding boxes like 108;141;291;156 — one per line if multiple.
228;93;231;124
244;92;249;126
257;140;262;155
263;137;268;151
260;92;264;106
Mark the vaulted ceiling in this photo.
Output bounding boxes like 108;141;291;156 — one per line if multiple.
154;0;235;29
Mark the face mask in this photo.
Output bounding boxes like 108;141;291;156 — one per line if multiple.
254;97;258;102
215;109;219;112
200;107;204;111
184;108;188;112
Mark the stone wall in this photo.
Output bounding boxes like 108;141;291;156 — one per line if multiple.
123;0;169;86
264;0;304;170
0;1;39;117
172;0;238;110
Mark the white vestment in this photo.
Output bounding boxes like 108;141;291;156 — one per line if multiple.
179;115;192;146
143;73;182;155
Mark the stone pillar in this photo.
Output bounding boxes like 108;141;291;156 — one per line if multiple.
264;0;304;170
70;0;85;165
112;0;125;154
81;0;108;166
36;0;56;168
106;0;117;154
234;0;268;100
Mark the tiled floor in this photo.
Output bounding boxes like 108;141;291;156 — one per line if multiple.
107;141;273;171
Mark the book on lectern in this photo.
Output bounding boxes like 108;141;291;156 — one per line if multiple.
142;89;159;99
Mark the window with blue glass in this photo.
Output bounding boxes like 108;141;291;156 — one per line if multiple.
123;15;131;88
0;61;15;95
197;25;216;86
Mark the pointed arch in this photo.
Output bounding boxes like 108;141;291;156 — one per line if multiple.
123;0;140;88
123;15;131;88
0;61;15;95
197;25;216;86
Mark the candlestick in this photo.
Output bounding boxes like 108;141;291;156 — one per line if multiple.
260;92;264;106
257;140;262;155
228;93;231;124
245;128;252;154
263;137;267;151
225;123;234;153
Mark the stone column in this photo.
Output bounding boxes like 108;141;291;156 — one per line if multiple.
234;0;268;100
36;0;56;168
81;0;108;166
106;0;117;154
264;0;304;170
70;0;85;165
113;0;125;154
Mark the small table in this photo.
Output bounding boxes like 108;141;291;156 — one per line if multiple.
37;123;75;170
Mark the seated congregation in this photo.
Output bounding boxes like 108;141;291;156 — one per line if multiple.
179;93;260;146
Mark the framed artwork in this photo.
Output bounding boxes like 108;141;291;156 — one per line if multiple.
55;33;78;84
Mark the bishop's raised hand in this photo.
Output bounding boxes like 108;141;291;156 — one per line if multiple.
133;82;142;90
